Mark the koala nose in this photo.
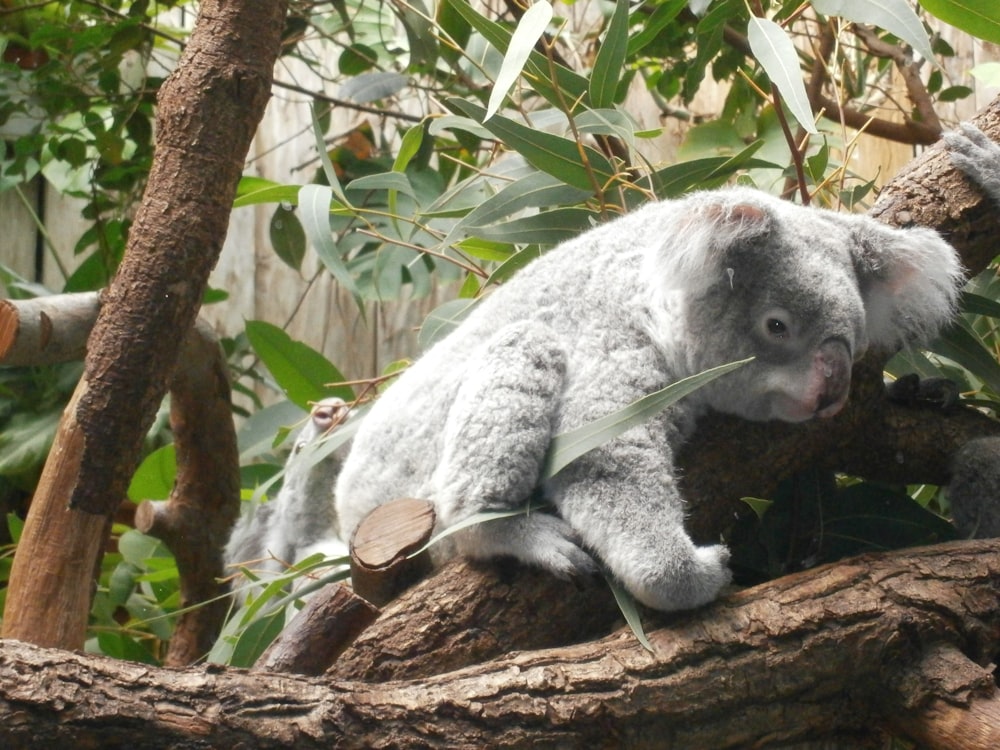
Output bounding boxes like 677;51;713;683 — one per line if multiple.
815;338;852;417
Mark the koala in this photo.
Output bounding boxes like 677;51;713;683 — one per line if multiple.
334;162;970;614
226;397;351;602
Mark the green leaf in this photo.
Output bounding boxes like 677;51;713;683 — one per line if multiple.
298;183;361;302
486;0;553;120
347;172;416;198
627;0;688;55
118;529;164;568
445;0;590;112
454;172;591;236
544;357;754;478
607;577;653;652
470;208;595;245
0;408;61;476
931;320;1000;396
746;17;818;135
339;72;409;104
245;320;354;409
960;291;1000;319
486;245;544;286
590;0;630;108
418;298;481;351
234;176;301;207
813;0;938;59
269;204;307;271
127;444;176;501
339;42;378;75
228;607;286;668
446;99;617;193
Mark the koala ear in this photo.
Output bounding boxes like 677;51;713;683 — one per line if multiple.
650;190;774;292
852;221;964;351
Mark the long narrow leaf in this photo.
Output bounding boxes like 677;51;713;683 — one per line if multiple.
814;0;937;61
589;0;630;108
746;17;818;135
486;1;553;120
931;320;1000;395
920;0;1000;45
445;0;590;111
544;357;754;478
446;99;617;192
298;183;361;303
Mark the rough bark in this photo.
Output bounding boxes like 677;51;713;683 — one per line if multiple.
2;541;999;749
1;0;288;650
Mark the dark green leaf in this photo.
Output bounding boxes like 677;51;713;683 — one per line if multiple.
269;205;307;271
590;0;630;108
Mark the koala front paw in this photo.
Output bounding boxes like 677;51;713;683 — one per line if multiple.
456;512;599;580
624;543;732;613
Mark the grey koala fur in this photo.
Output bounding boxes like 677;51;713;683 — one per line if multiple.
226;397;351;603
332;125;1000;611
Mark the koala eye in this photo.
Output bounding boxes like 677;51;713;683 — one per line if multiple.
760;309;793;341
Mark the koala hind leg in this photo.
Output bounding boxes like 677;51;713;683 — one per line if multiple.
431;321;597;578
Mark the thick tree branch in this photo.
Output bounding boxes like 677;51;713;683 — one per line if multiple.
2;541;999;748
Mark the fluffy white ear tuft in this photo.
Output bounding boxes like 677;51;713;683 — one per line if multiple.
853;222;964;351
648;189;774;292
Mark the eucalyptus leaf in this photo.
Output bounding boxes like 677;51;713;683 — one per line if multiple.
245;320;354;409
812;0;937;60
418;298;481;351
486;0;553;120
469;208;596;245
589;0;630;108
298;183;361;302
746;17;818;135
446;99;617;193
544;357;754;478
930;320;1000;395
339;71;409;104
127;444;176;502
269;204;306;271
607;576;654;652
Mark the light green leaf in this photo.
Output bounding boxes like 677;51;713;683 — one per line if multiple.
245;320;354;409
298;183;361;302
815;0;938;60
446;99;617;193
127;445;176;501
607;576;653;652
233;178;301;208
339;71;409;104
418;298;481;351
746;17;818;135
486;1;553;120
971;61;1000;87
311;104;349;207
486;245;543;286
544;357;754;478
590;0;630;108
628;0;688;55
347;172;416;198
445;0;590;112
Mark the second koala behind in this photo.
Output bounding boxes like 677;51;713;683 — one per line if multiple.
335;186;963;612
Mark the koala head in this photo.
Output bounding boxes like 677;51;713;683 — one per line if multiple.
643;188;964;423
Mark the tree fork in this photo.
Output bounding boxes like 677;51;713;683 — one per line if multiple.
1;0;289;650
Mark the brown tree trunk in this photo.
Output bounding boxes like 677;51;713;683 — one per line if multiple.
1;541;998;749
1;0;289;650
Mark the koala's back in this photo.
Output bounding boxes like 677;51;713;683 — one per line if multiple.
334;206;662;535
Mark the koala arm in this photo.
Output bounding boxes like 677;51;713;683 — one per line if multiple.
546;333;731;612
